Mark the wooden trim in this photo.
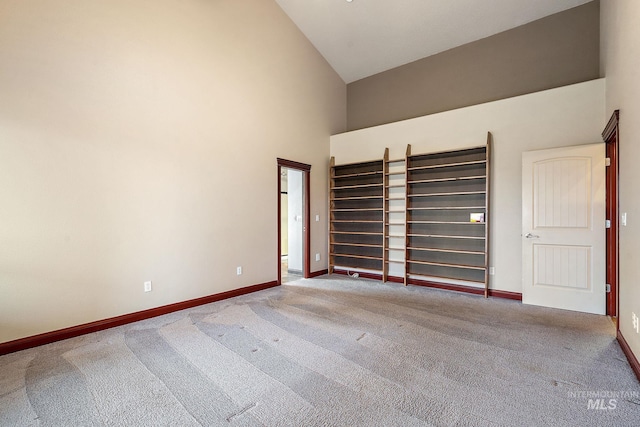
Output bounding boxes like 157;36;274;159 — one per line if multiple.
304;169;311;279
277;165;282;284
617;330;640;382
278;159;312;281
602;110;619;141
484;132;492;298
277;158;311;172
331;270;521;300
308;269;329;278
383;147;390;282
404;144;412;286
603;110;620;320
0;281;279;356
328;157;335;275
409;278;522;300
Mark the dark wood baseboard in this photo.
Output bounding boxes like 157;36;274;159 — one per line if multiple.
0;280;279;356
409;278;522;301
617;330;640;382
331;270;522;301
308;269;329;278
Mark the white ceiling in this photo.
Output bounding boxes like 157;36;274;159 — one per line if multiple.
275;0;593;83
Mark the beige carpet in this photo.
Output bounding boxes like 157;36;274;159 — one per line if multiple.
1;275;639;426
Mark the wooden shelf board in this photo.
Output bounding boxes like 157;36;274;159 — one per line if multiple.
385;171;406;176
408;191;486;197
333;171;383;179
407;175;485;184
385;246;405;251
407;234;485;240
407;160;486;171
331;208;383;212
387;158;406;163
331;231;383;236
333;266;384;273
331;253;384;261
407;247;485;255
333;242;384;249
386;234;405;238
332;220;382;224
407;259;486;270
385;222;406;226
331;195;383;201
386;259;405;264
385;185;405;189
332;183;384;190
385;197;406;200
385;209;406;213
408;221;485;225
407;206;485;211
407;273;485;284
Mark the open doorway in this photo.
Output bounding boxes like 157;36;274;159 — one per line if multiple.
277;159;311;284
281;168;304;283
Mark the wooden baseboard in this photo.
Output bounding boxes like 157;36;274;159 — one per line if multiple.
617;330;640;382
308;269;329;278
0;280;279;356
409;278;522;301
331;271;522;301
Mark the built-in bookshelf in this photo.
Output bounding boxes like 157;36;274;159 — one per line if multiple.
405;138;491;296
329;134;491;297
329;157;385;275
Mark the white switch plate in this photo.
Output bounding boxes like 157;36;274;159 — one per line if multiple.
315;215;320;222
489;267;495;275
236;266;242;275
622;212;627;226
315;253;320;261
633;312;639;334
144;281;152;292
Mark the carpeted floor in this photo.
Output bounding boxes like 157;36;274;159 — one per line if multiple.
1;275;639;426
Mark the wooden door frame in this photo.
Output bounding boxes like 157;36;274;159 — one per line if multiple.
277;158;311;284
603;110;620;320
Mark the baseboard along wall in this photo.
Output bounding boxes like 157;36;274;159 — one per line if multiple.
0;280;279;356
331;270;522;301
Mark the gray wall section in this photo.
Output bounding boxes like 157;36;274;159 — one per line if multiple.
347;1;600;131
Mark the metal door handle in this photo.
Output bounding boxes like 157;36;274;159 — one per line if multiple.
524;233;540;239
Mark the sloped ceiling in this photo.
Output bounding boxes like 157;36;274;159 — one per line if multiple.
275;0;593;83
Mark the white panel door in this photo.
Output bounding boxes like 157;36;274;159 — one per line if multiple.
522;143;605;314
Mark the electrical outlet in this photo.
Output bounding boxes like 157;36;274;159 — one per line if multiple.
144;281;152;292
236;266;242;275
489;267;495;275
633;312;639;334
315;253;320;262
315;215;320;222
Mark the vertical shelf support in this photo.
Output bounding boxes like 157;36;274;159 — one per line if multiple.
328;156;335;275
383;148;390;282
484;132;492;298
403;144;412;287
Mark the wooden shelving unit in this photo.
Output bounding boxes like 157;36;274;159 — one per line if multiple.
404;134;491;296
329;156;385;275
383;148;407;282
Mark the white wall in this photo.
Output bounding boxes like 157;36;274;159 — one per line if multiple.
287;169;303;272
331;79;605;293
601;0;640;359
0;0;346;344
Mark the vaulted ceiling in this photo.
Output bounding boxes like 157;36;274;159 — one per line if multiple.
274;0;593;83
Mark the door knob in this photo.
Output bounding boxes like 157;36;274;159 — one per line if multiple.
524;233;540;239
